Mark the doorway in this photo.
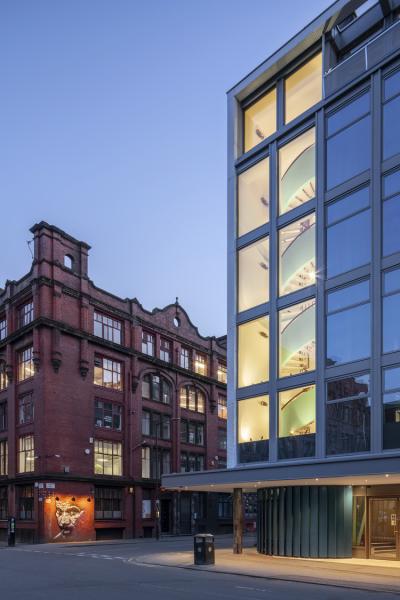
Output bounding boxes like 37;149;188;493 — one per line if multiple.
369;498;399;559
160;499;172;534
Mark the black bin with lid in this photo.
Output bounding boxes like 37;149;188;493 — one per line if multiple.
194;533;215;565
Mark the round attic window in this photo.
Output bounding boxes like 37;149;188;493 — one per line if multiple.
173;316;180;328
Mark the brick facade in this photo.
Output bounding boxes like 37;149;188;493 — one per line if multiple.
0;222;228;542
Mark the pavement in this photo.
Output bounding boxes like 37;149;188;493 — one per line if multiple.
1;535;400;599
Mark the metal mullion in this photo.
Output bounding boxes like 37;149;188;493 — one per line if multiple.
371;69;383;455
268;140;278;463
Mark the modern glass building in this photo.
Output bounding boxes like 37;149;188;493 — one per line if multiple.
164;0;400;560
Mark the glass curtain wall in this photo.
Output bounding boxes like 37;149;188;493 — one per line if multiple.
238;395;269;462
279;213;315;295
244;89;276;153
237;316;269;388
284;53;322;124
279;128;315;215
278;385;316;459
238;237;269;312
238;159;270;237
279;299;316;378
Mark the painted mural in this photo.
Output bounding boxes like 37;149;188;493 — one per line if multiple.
43;492;94;542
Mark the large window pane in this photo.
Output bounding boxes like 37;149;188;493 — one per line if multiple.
279;213;315;296
279;128;315;215
327;116;371;190
383;95;400;160
383;366;400;450
327;304;370;366
238;237;269;312
383;195;400;256
327;92;369;136
278;385;316;459
244;88;276;153
238;159;269;237
326;374;370;455
327;192;371;278
279;299;315;378
327;280;369;313
383;294;400;353
384;69;400;101
238;395;269;463
238;316;269;388
284;53;322;124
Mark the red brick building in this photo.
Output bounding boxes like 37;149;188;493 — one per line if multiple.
0;222;228;543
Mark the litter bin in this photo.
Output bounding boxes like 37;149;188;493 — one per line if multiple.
194;533;215;565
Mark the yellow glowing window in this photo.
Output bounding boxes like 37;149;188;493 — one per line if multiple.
285;53;322;124
244;88;276;153
237;316;269;388
238;395;269;443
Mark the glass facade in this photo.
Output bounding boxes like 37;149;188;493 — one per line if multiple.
238;237;269;311
233;34;400;469
244;89;276;153
279;213;315;295
237;316;269;388
238;159;269;237
284;53;322;124
279;128;315;215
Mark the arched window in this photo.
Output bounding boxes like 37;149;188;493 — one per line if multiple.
64;255;73;269
142;373;171;405
180;385;205;414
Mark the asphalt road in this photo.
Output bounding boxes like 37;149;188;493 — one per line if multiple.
0;538;398;600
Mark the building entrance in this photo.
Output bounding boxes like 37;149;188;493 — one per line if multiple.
369;498;399;560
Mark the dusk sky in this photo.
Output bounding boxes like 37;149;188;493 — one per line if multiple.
1;0;330;337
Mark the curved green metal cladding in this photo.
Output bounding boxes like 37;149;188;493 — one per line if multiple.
257;486;353;558
280;144;315;213
280;303;315;369
279;387;315;437
281;223;315;293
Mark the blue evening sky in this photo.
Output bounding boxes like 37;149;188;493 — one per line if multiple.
1;0;330;336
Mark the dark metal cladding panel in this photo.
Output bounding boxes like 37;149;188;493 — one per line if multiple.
285;486;293;557
272;488;279;555
327;487;338;558
278;487;286;556
293;487;301;557
325;52;366;97
300;486;311;557
310;486;319;558
318;486;328;558
368;23;400;69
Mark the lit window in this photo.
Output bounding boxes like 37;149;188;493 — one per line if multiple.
326;374;370;455
279;128;315;215
279;300;315;378
180;385;205;413
238;395;269;463
238;237;269;312
238;158;269;237
279;213;315;296
194;352;207;376
217;362;227;384
284;53;322;124
327;281;370;366
18;347;34;382
326;187;371;278
237;316;269;388
94;440;122;476
278;385;316;459
19;302;34;328
19;393;34;425
95;400;122;431
94;356;122;390
0;440;7;476
180;347;191;369
0;362;8;391
244;88;276;153
94;312;122;344
218;395;227;419
141;331;154;356
18;435;34;473
0;317;7;341
160;338;171;362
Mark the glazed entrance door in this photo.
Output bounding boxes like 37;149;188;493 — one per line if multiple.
369;498;399;560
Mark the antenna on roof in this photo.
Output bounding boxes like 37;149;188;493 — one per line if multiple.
27;240;34;260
